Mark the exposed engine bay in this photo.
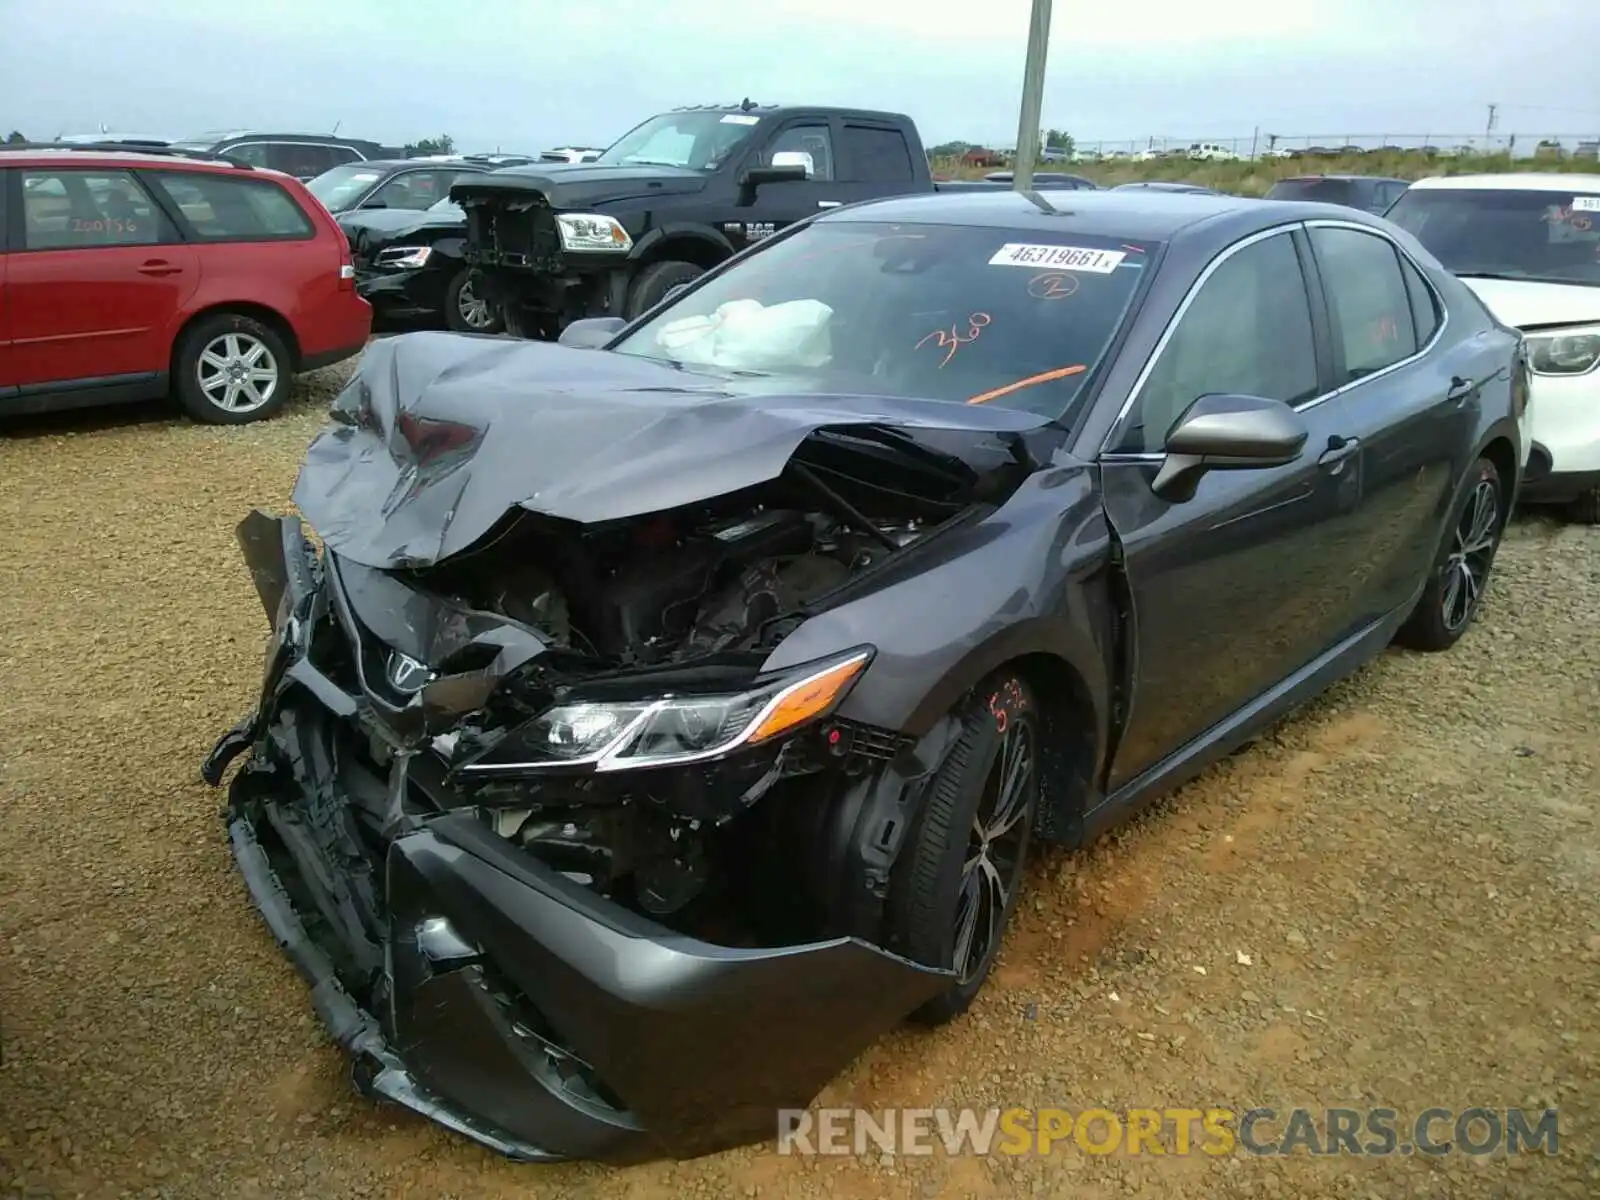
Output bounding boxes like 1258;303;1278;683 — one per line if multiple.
386;429;1022;936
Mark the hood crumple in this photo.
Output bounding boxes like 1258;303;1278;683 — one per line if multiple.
292;331;1051;570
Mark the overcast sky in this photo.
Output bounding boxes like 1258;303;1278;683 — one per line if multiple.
4;0;1598;153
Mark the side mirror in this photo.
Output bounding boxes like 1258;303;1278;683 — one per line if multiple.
771;150;815;177
557;316;627;349
1151;393;1309;502
737;162;809;205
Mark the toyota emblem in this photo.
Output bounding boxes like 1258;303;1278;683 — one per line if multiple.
386;650;431;693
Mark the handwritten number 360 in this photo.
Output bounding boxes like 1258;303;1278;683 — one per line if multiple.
916;312;991;367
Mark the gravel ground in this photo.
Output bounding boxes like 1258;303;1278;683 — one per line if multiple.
1;363;1596;1199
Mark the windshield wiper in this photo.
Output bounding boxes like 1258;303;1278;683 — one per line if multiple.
1452;270;1533;281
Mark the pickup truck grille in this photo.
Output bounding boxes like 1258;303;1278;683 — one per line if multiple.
467;201;562;272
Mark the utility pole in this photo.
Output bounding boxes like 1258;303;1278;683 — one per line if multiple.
1485;102;1498;151
1011;0;1053;192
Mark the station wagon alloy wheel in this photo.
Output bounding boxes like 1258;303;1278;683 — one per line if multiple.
955;718;1035;984
197;333;280;414
1442;478;1499;632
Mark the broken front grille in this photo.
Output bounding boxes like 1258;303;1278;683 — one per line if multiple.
469;201;562;271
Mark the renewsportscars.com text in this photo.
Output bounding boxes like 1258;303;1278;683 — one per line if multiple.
776;1106;1561;1158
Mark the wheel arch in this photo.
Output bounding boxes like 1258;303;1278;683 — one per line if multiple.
1476;427;1519;512
629;225;735;272
170;302;303;374
890;618;1110;847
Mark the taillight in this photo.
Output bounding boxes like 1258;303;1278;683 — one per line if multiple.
338;257;355;292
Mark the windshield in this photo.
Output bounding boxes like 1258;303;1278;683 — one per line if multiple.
609;220;1156;417
595;110;762;170
1267;178;1357;204
306;164;384;210
1386;187;1600;287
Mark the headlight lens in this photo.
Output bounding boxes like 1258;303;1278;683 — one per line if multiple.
375;245;431;269
556;212;633;253
463;649;871;774
1527;326;1600;376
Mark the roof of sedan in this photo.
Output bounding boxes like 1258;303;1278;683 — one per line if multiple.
826;188;1363;243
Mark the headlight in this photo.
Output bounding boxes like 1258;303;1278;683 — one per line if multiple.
375;245;431;269
1527;325;1600;376
461;648;872;775
556;212;633;253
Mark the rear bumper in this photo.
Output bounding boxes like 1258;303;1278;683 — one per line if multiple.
202;514;951;1164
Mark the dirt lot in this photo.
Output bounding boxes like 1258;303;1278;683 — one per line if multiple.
1;367;1597;1200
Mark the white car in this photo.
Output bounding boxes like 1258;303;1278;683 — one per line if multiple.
1386;173;1600;523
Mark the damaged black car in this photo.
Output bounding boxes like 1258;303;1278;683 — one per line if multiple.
203;189;1526;1164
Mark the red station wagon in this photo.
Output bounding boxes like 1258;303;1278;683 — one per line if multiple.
0;144;372;424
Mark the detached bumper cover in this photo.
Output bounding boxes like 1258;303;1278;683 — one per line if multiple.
203;513;952;1164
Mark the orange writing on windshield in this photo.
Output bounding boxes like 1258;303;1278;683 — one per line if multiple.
916;312;991;367
966;364;1087;406
1028;271;1079;299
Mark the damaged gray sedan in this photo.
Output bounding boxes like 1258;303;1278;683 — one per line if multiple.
203;189;1526;1164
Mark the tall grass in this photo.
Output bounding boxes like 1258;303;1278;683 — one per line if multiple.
933;152;1600;196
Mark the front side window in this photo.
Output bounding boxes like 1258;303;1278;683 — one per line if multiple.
20;169;168;249
1310;227;1419;383
595;110;763;171
1386;187;1600;287
147;171;315;240
306;164;385;211
610;220;1157;418
764;124;834;180
367;170;445;210
1115;231;1318;453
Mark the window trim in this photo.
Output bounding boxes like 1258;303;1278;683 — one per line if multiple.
12;165;179;253
1098;218;1450;460
139;168;318;245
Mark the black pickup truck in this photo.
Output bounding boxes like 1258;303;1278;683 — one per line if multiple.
452;101;1084;338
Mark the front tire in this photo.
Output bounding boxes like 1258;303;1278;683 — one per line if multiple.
625;260;704;319
886;671;1039;1026
1394;456;1506;651
173;313;292;425
443;268;503;334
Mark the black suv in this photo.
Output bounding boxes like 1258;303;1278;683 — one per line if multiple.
166;132;403;181
1265;174;1409;215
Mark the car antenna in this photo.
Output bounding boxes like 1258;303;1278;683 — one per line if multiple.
331;119;342;135
741;97;755;112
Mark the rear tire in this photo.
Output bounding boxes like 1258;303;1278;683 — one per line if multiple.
885;670;1039;1026
443;268;503;334
173;312;292;425
1394;456;1506;652
625;260;704;319
1567;487;1600;525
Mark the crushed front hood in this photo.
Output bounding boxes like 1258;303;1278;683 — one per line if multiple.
295;331;1052;570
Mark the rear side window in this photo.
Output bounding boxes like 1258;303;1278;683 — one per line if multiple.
1309;226;1418;382
148;171;316;241
266;143;345;178
20;169;171;249
1400;256;1441;345
839;125;916;183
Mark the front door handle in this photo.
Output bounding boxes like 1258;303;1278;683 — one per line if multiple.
137;260;183;276
817;200;842;208
1317;435;1361;468
1446;375;1477;404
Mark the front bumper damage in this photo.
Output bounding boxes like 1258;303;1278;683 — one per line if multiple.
202;511;952;1164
